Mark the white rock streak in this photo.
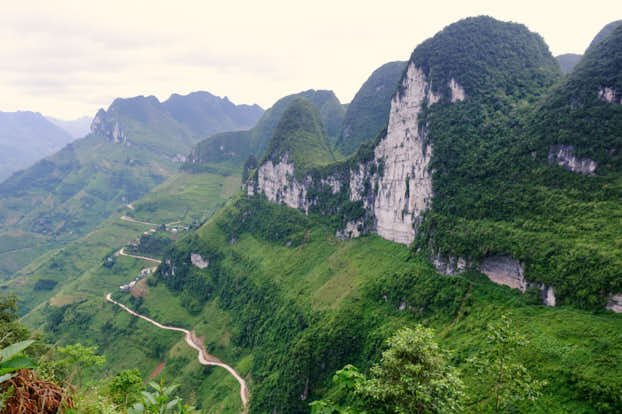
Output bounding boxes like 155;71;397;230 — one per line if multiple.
370;63;434;244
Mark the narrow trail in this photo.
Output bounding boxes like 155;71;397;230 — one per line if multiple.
106;293;250;413
118;247;162;264
120;215;157;226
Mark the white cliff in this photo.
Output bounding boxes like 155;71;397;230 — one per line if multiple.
449;78;466;103
254;154;309;212
606;294;622;313
190;253;209;269
367;63;437;245
480;256;527;291
598;87;618;103
548;145;597;175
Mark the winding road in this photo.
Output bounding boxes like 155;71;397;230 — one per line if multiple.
106;293;250;412
111;213;250;412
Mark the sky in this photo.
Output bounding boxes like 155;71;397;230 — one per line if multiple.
1;0;621;119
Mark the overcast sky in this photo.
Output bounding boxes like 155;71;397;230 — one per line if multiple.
1;0;621;119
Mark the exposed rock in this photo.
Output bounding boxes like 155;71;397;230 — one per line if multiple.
598;87;618;103
449;78;466;102
336;219;365;240
606;294;622;313
548;145;597;175
480;256;527;291
190;253;209;269
249;62;445;246
432;254;468;275
90;108;127;144
370;63;435;245
543;286;556;307
255;154;310;212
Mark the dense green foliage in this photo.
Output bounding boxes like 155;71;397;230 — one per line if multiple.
336;61;406;156
157;197;622;413
410;17;622;308
185;90;344;171
263;98;336;172
586;20;622;52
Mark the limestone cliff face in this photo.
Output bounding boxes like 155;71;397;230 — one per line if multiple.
249;62;441;245
90;108;128;144
548;144;597;175
370;63;437;244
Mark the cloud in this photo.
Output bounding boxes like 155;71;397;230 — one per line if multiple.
1;0;621;118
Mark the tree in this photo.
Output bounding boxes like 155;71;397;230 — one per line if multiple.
311;325;465;414
467;315;545;412
129;380;197;414
108;368;144;407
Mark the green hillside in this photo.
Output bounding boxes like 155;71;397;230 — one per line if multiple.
262;98;335;171
4;14;621;414
185;90;344;170
0;93;259;281
556;53;582;74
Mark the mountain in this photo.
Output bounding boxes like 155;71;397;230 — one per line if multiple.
586;19;622;51
261;98;335;172
47;115;92;138
336;61;406;155
185;89;344;170
0;92;260;280
0;111;74;181
162;91;263;138
4;15;622;414
556;53;582;74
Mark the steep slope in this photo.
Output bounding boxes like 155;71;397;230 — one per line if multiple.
336;61;406;155
0;111;74;181
247;16;621;310
162;91;263;138
531;24;622;171
0;93;256;279
46;115;92;139
586;19;622;52
261;98;335;171
185;90;344;170
556;53;582;74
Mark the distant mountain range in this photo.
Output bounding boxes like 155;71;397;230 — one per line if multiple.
0;111;75;181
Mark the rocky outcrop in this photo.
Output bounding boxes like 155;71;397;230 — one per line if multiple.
90;108;128;144
190;253;209;269
432;254;468;276
480;256;527;291
548;145;597;175
598;87;619;103
449;79;466;102
370;63;436;244
606;294;622;313
253;154;310;212
543;286;556;307
249;62;442;245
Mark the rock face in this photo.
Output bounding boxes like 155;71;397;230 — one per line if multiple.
432;254;468;276
598;87;618;103
548;145;597;175
480;256;527;291
449;78;466;102
190;253;209;269
606;294;622;313
90;109;127;144
371;64;436;244
249;62;441;245
543;286;556;307
255;154;310;212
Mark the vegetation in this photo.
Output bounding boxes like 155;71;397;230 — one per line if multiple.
262;98;336;173
184;90;344;172
336;61;406;156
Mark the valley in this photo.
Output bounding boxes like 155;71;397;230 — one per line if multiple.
0;12;621;414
